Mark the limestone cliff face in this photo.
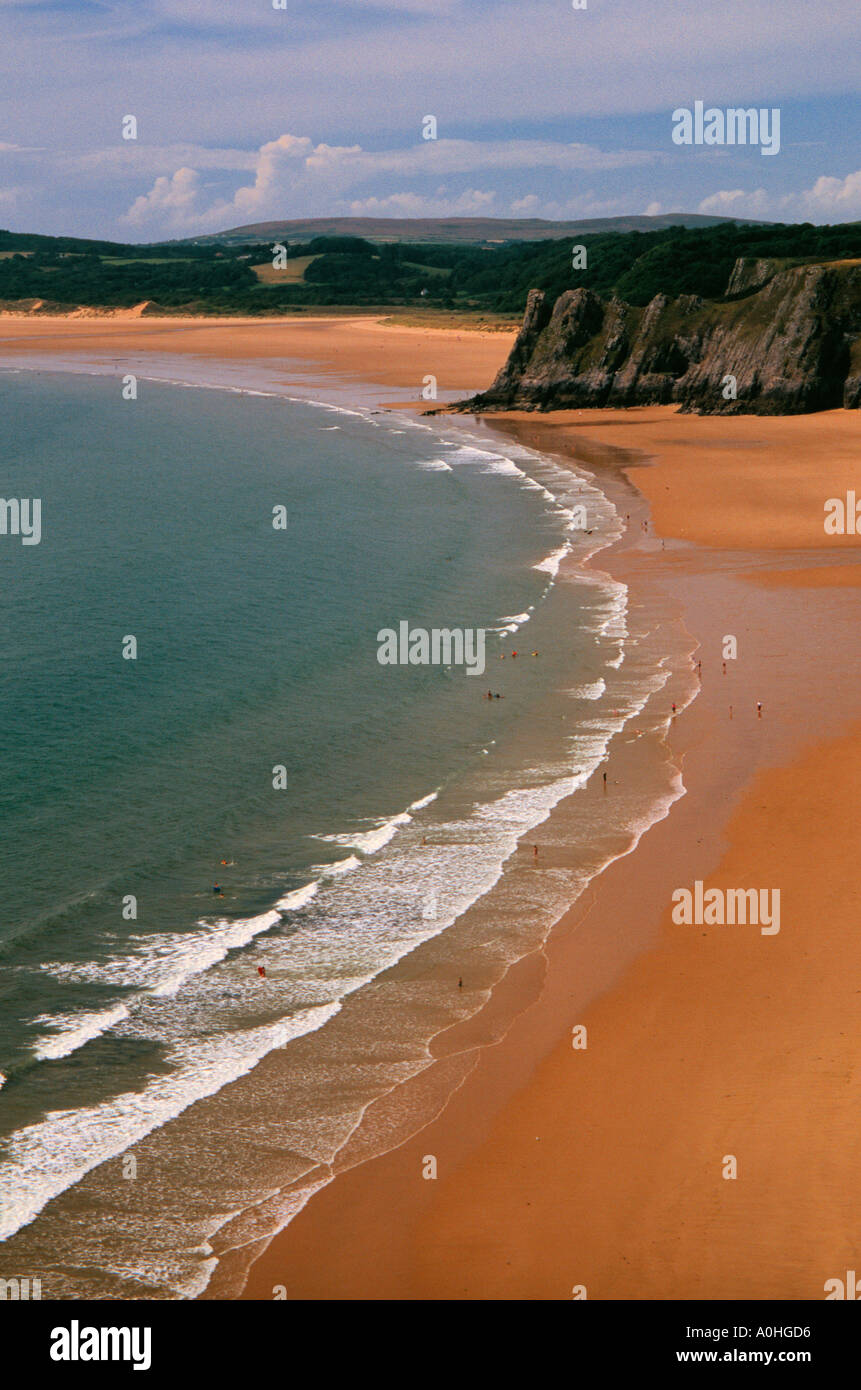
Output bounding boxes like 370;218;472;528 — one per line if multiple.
724;257;782;297
460;260;861;415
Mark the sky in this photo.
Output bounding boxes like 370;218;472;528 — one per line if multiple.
0;0;859;241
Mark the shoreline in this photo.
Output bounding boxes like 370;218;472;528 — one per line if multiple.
0;323;685;1299
241;406;861;1300
0;312;513;400
2;318;859;1299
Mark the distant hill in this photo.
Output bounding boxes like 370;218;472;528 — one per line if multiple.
181;213;766;249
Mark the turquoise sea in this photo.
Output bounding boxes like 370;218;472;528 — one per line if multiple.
0;362;691;1296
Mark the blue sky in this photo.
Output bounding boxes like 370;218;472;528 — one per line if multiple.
0;0;859;239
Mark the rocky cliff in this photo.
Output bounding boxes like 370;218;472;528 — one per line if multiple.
458;259;861;415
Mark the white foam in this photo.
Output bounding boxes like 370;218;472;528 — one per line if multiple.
0;1002;340;1242
314;811;412;856
39;882;321;1005
533;543;572;577
311;855;362;877
417;458;453;472
274;881;320;912
444;444;526;478
31;1004;131;1062
498;611;532;634
569;679;607;700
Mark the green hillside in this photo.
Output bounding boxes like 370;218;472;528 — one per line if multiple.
0;221;858;317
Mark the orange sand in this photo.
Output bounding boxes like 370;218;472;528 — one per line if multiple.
0;312;513;397
486;406;860;551
2;315;857;1300
405;724;861;1299
242;396;861;1299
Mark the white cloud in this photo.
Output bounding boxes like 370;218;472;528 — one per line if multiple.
519;192;630;220
698;187;772;216
345;188;496;216
118;132;660;232
122;167;203;228
801;169;861;216
699;168;861;221
225;134;316;221
0;0;858;241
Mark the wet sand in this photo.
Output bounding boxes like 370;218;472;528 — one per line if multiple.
242;403;861;1300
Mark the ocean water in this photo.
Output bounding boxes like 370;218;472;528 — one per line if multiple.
0;364;693;1297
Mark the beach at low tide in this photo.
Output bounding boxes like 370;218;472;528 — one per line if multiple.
3;313;859;1300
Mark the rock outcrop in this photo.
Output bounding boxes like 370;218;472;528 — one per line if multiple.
458;259;861;415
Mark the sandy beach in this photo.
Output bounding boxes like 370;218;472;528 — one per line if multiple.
240;402;861;1301
3;315;859;1301
0;312;511;398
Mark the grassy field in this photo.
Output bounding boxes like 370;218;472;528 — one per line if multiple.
251;255;319;284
